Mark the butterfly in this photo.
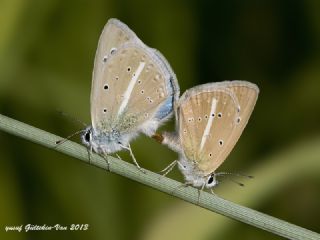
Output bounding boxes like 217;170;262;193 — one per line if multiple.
80;19;179;169
154;81;258;190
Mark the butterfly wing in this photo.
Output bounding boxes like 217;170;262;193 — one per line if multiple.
91;18;138;129
178;81;258;175
91;19;179;134
91;42;178;134
122;46;179;135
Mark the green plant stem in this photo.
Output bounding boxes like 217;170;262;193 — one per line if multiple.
0;113;319;240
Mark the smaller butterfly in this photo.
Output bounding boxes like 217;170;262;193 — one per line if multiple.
154;81;258;191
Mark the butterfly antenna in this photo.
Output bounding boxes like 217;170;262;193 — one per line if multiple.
56;110;87;127
215;172;253;187
216;172;253;179
229;177;245;187
55;129;85;146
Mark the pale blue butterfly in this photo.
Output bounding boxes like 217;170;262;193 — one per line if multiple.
80;19;179;170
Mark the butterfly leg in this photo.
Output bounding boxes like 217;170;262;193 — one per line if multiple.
158;160;177;177
86;147;92;164
197;183;205;205
116;153;123;161
127;143;146;174
101;154;110;172
210;188;217;195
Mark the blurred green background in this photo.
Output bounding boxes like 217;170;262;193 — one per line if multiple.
1;0;320;239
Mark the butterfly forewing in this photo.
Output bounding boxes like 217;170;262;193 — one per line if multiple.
91;19;138;128
91;43;174;134
178;89;239;173
178;81;258;175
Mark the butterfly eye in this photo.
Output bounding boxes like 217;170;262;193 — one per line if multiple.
208;175;214;184
85;131;90;142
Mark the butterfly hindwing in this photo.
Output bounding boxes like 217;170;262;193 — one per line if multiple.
178;81;259;175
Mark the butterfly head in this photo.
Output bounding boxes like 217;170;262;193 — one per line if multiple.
205;174;218;188
81;126;129;154
178;159;219;189
185;173;218;189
